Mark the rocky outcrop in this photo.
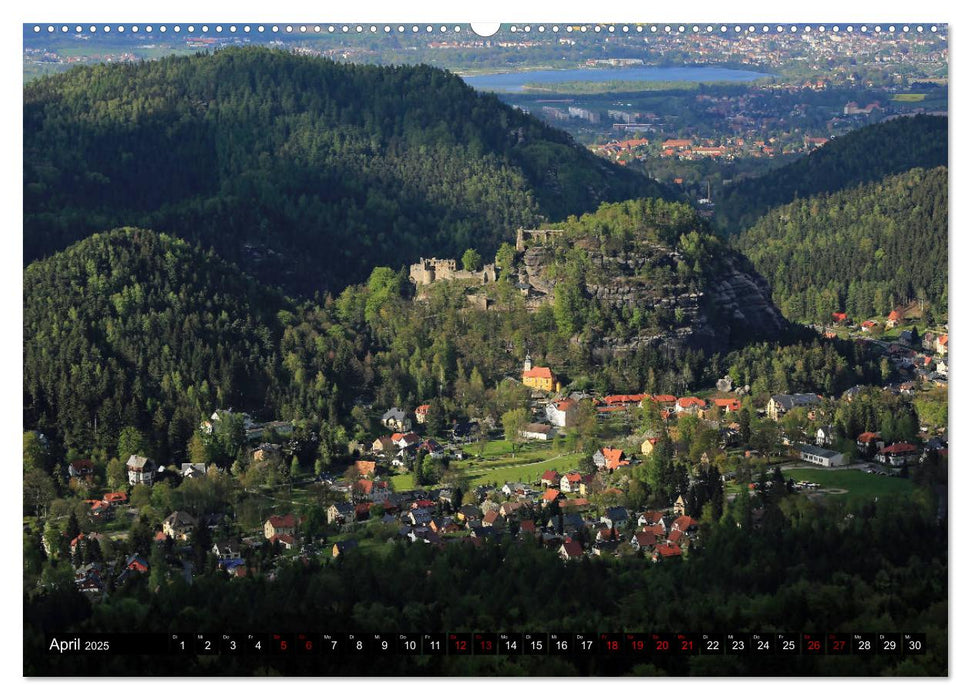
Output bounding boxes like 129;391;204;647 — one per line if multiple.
513;235;787;357
523;246;556;294
704;256;788;342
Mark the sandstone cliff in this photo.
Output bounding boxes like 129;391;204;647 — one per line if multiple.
511;230;787;357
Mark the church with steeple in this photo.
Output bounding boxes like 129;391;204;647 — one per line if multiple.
521;354;559;392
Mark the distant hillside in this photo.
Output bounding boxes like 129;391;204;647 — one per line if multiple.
715;115;947;234
23;47;669;295
735;167;948;324
23;229;296;459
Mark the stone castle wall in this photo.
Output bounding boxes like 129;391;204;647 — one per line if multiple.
410;257;497;286
516;227;566;252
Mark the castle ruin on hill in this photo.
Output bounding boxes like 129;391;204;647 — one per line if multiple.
409;227;566;290
409;257;498;287
516;227;565;252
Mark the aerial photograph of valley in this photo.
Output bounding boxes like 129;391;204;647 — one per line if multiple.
22;16;948;679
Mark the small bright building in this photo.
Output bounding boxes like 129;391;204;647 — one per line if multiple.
521;355;560;392
797;443;845;468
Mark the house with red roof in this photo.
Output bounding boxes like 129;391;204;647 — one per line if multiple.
83;499;110;519
675;397;707;413
414;404;430;424
652;544;683;562
594;447;629;472
70;533;86;554
596;527;619;543
877;442;919;467
558;539;584;560
263;514;297;540
602;393;648;407
856;432;884;456
641;523;667;540
630;531;658;552
353;479;391;502
713;397;742;413
482;510;506;529
666;529;686;546
672;515;698;534
519;519;537;536
638;511;665;527
886;309;902;328
542;488;562;504
270;533;296;550
562;498;592;511
832;312;847;323
662;138;692;149
546;398;579;428
393;432;421;449
936;334;948;355
125;553;149;573
559;472;592;495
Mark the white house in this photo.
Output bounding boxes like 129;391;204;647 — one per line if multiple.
797;443;845;468
522;423;556;441
126;455;156;486
546;398;579;428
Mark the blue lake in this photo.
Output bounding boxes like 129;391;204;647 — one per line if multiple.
464;66;773;92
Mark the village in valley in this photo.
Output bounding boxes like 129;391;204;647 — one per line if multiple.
45;283;947;601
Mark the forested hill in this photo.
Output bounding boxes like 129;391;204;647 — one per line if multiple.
23;47;668;295
23;229;296;460
735;167;948;324
715;115;947;235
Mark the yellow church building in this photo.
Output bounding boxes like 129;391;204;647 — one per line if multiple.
521;355;560;393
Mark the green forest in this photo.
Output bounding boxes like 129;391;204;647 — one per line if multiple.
715;115;947;235
23;228;353;465
24;47;668;295
735;167;948;323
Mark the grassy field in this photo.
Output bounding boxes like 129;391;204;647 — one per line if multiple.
892;93;927;102
387;438;579;491
784;467;915;502
481;439;516;456
389;473;415;491
463;452;586;487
